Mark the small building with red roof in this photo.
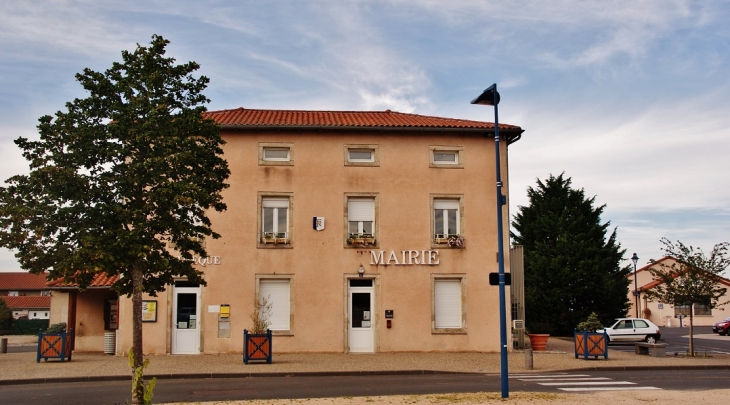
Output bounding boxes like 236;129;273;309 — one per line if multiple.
0;272;51;319
629;256;730;327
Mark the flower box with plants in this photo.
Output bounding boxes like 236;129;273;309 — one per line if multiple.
574;312;609;359
261;232;289;245
37;322;74;362
243;295;272;364
347;233;376;248
434;234;465;248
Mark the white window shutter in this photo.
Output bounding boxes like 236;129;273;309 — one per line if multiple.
262;198;289;208
434;200;459;210
259;280;290;331
348;199;374;222
435;279;461;328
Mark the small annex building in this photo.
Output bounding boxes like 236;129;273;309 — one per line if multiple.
630;256;730;327
48;108;524;355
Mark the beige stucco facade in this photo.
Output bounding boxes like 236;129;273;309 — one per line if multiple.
629;257;730;327
51;110;523;355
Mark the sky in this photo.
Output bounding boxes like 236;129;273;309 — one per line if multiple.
1;1;729;274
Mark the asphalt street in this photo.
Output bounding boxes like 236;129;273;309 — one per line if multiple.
1;369;729;405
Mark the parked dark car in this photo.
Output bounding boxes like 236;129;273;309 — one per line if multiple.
712;317;730;336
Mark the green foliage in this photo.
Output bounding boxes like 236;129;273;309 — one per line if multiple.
644;238;729;356
645;238;729;310
511;173;630;335
576;312;603;332
0;34;229;296
0;35;228;405
11;319;49;335
250;294;272;334
45;322;67;333
128;348;157;405
0;298;12;330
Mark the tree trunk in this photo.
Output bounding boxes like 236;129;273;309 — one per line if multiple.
131;265;144;404
689;312;695;357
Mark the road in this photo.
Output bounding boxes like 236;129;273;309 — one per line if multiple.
608;326;730;355
1;369;729;405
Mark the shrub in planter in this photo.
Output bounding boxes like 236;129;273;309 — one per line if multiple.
574;312;608;359
243;295;272;364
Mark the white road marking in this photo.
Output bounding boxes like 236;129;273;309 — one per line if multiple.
539;381;636;386
560;386;662;392
519;377;611;382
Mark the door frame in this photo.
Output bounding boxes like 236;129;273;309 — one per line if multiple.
171;285;201;355
343;275;379;353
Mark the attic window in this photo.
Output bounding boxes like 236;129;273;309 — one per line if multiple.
430;146;464;169
259;143;294;166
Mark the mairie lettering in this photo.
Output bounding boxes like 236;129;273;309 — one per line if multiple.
370;250;439;266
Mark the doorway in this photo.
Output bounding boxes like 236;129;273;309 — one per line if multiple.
348;279;374;353
172;284;201;354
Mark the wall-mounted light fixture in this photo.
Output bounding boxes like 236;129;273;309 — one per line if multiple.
358;264;365;277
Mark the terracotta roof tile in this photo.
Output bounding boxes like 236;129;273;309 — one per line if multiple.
204;108;522;131
0;295;50;309
0;272;49;290
46;273;118;289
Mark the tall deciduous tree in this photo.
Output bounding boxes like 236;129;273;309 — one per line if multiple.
644;238;729;356
511;173;630;336
0;35;229;404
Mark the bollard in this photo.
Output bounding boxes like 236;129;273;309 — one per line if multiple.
525;347;533;370
0;337;7;354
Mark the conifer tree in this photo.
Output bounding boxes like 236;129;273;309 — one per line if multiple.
511;173;630;335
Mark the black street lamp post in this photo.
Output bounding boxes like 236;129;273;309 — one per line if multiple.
632;253;639;318
471;84;508;399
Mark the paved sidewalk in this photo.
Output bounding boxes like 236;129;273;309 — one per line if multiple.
1;335;729;385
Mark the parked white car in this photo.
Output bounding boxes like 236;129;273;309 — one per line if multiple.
599;318;662;344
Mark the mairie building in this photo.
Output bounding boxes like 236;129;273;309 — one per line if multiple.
47;108;524;355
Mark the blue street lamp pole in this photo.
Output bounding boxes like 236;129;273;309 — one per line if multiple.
471;83;508;399
632;253;639;318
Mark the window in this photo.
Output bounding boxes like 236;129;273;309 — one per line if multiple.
432;276;465;333
259;143;293;165
431;196;463;246
674;303;712;316
346;196;377;247
634;319;649;328
349;149;374;162
344;144;379;166
258;278;292;333
430;146;463;168
258;194;293;247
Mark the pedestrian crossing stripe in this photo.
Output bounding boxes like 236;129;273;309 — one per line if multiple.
509;374;589;378
508;373;662;391
560;387;662;392
540;381;636;386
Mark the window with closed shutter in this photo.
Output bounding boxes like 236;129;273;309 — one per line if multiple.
259;279;291;331
434;279;462;329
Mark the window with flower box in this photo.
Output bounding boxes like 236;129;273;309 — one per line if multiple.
345;195;377;248
431;196;464;248
258;193;293;248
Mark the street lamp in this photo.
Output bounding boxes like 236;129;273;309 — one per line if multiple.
632;253;639;318
471;84;508;399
